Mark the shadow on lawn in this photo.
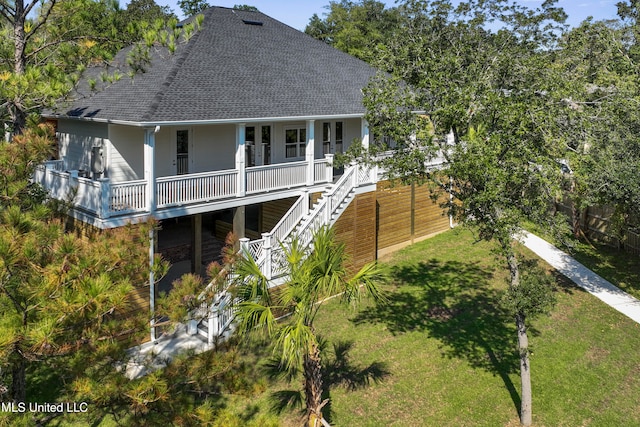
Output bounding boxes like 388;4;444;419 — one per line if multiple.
267;339;390;423
353;258;542;412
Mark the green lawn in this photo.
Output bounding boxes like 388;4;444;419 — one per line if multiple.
38;226;640;426
258;227;640;426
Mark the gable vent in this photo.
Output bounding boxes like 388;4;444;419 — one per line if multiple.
242;19;263;26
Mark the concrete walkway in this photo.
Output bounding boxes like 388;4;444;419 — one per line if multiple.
521;231;640;324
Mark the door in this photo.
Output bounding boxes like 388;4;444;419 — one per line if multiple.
176;129;189;175
262;125;271;165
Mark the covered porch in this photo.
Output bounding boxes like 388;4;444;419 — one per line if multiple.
34;155;335;227
37;118;371;228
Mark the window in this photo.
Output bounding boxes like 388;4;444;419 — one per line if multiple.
322;123;331;155
285;127;306;158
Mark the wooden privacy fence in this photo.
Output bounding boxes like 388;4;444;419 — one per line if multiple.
556;196;640;255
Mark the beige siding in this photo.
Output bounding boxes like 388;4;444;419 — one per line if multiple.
57;119;108;172
192;124;236;173
108;125;144;182
154;127;173;177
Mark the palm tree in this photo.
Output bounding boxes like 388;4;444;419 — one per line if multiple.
233;225;385;427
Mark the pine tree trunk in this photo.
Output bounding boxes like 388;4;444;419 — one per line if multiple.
10;0;27;135
303;342;325;427
516;312;532;426
11;352;26;403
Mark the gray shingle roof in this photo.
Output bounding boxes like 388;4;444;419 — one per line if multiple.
51;7;378;124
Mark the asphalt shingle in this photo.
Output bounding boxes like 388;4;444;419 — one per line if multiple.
52;7;378;124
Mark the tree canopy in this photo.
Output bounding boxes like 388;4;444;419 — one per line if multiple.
0;0;177;135
305;0;400;62
356;1;569;424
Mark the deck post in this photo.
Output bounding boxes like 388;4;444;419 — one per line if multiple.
98;178;111;219
325;154;334;183
233;206;246;240
302;189;310;216
239;237;250;255
191;213;203;276
144;126;158;343
325;193;332;224
261;232;273;280
236;124;246;197
361;119;370;151
306;120;315;186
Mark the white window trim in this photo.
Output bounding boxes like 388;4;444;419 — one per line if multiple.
284;125;306;160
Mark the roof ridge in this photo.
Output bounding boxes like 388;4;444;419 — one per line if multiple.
141;19;205;121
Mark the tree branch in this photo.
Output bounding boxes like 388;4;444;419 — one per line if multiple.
25;0;58;42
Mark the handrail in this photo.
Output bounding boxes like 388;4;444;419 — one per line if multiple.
268;193;307;246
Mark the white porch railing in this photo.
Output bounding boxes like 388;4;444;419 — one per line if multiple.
268;193;308;246
74;177;102;214
246;161;307;194
194;291;235;345
110;180;147;215
157;169;238;208
314;156;333;183
35;157;336;219
244;162;365;281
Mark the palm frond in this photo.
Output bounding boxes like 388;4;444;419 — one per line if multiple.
275;321;316;373
234;301;277;338
234;249;271;305
343;261;387;304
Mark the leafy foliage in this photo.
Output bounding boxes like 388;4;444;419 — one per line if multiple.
178;0;210;17
553;16;640;237
305;0;401;62
233;226;385;425
0;0;189;134
502;265;557;319
0;126;167;416
358;1;571;424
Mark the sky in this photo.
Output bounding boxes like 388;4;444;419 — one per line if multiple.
144;0;623;31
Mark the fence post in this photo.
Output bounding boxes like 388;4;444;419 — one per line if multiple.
351;160;358;187
239;237;250;255
69;170;79;185
325;195;332;224
262;232;273;280
208;306;218;345
98;178;111;219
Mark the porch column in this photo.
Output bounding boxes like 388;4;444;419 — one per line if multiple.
236;124;246;197
306;120;315;186
144;126;158;342
144;127;157;214
191;214;203;276
361;119;370;151
233;206;246;240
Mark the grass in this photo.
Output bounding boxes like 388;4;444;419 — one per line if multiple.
26;226;640;426
258;227;640;426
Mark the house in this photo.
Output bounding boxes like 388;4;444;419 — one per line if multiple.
37;6;450;343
